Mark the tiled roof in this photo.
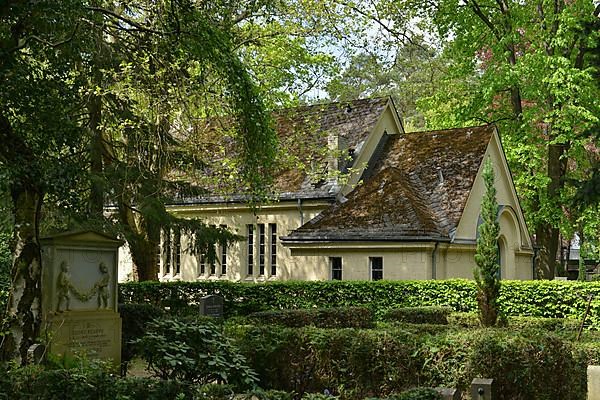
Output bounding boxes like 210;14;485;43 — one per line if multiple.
283;125;495;242
172;97;391;204
272;97;390;197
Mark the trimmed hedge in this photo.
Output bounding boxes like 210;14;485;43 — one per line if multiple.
247;307;373;328
228;325;596;400
118;280;600;328
383;307;452;324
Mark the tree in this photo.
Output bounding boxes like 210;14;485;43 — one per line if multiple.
0;0;277;362
374;0;600;278
474;158;501;327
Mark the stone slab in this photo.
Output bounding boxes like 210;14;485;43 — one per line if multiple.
48;311;121;366
471;378;494;400
199;295;224;318
589;366;600;400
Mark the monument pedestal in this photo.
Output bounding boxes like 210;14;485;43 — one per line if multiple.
48;311;122;365
41;230;124;367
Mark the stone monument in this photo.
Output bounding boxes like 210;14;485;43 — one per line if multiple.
199;295;224;318
41;230;123;366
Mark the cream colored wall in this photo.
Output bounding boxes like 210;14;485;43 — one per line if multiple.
453;129;533;280
289;243;434;280
118;200;331;282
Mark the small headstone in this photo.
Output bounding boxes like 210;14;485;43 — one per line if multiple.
554;276;568;281
435;387;460;400
27;344;45;364
199;295;224;318
588;365;600;400
471;378;494;400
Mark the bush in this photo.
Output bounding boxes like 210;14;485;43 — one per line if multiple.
389;388;443;400
118;303;166;374
136;317;257;389
382;307;452;325
230;325;596;400
447;312;480;327
508;316;580;332
119;280;600;329
247;307;373;328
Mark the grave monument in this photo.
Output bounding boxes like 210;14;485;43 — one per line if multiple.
41;230;123;366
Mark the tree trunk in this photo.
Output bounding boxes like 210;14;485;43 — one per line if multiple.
117;200;160;281
0;113;45;363
536;143;568;278
1;185;43;364
88;92;104;217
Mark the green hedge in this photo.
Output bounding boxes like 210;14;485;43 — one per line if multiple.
247;307;373;328
228;325;596;400
383;307;452;324
118;280;600;328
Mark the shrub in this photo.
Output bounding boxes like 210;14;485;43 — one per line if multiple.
247;307;373;328
230;325;596;400
382;307;452;325
136;317;257;389
119;280;600;329
389;388;443;400
447;312;480;327
508;316;580;332
118;302;166;374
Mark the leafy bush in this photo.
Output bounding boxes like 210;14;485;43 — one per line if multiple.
119;280;600;329
389;388;443;400
508;316;580;332
382;307;452;325
247;307;373;328
136;317;257;389
447;312;480;327
118;303;166;374
229;325;596;400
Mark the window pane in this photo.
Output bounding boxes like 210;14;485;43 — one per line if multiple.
270;224;277;276
370;257;383;281
259;224;265;275
247;225;254;275
331;257;342;280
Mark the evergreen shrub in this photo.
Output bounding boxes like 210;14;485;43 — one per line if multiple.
119;280;600;329
230;325;595;400
247;307;373;328
382;306;452;324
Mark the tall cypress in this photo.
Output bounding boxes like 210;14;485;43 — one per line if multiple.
474;158;501;326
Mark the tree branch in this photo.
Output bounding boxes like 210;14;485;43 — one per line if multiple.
87;6;172;36
467;0;502;41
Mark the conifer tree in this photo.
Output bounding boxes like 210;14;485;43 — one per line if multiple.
474;158;501;327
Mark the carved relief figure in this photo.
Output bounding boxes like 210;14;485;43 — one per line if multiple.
93;262;110;309
56;261;87;311
56;261;72;312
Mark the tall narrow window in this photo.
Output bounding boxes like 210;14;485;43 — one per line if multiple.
210;225;216;275
174;228;181;275
163;230;171;275
156;242;161;274
269;223;277;276
259;224;265;275
370;257;383;281
247;224;254;275
220;224;227;275
330;257;342;280
199;253;206;276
